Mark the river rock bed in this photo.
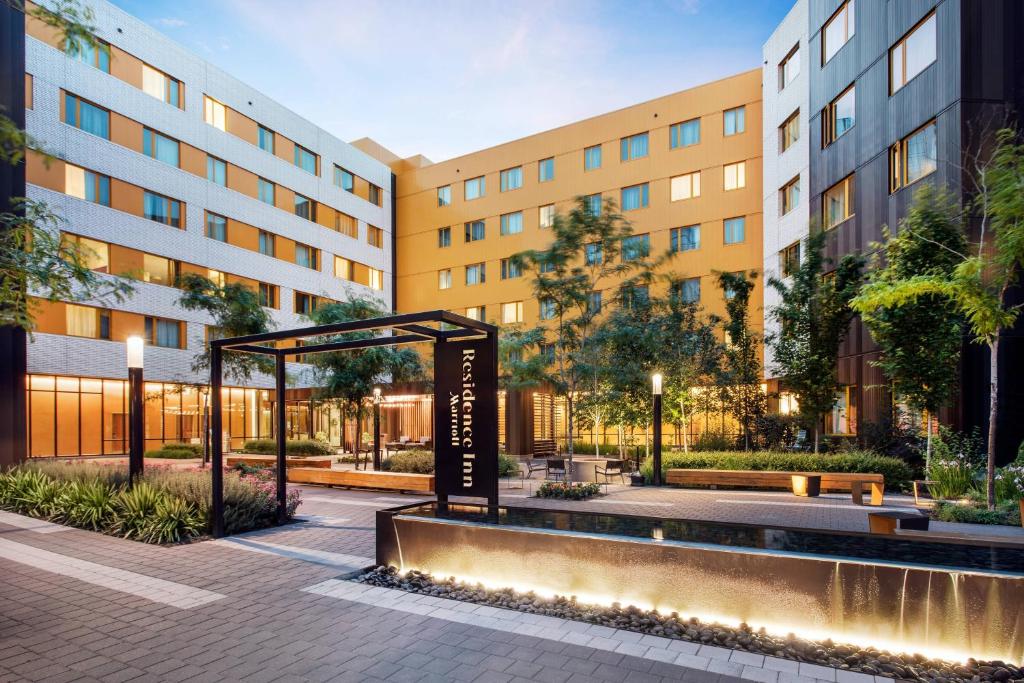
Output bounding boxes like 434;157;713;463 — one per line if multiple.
357;566;1021;683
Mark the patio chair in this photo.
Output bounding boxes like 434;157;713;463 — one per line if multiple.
546;458;568;481
526;458;547;479
788;429;808;451
595;458;626;486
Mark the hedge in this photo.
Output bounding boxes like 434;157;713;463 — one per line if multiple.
383;451;521;478
240;439;333;456
145;442;203;459
641;450;913;491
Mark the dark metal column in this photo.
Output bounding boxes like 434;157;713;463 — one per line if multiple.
128;367;144;481
275;354;287;524
210;347;224;538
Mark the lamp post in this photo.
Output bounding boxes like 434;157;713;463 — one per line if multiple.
652;373;663;486
126;336;144;482
372;386;382;471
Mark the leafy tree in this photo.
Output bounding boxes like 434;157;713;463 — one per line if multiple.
716;271;766;450
768;232;864;453
855;186;966;469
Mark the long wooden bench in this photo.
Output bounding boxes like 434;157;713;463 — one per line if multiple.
226;455;331;469
666;469;884;504
287;467;434;493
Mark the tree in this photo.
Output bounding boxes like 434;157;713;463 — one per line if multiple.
768;232;864;452
855;186;966;469
716;271;767;451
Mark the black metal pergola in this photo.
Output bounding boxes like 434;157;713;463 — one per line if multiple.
208;310;499;538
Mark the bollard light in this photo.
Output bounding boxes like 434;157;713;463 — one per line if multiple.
651;373;662;396
126;335;144;368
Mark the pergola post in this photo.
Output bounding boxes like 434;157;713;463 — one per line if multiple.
275;353;287;524
210;346;224;538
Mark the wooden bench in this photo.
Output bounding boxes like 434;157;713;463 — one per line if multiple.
868;510;929;534
665;469;885;504
532;439;559;458
226;455;332;469
287;467;434;493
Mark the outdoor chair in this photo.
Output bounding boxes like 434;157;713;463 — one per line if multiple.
546;458;568;481
788;429;808;451
595;458;626;486
526;458;548;479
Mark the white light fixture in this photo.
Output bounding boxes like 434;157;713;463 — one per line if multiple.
373;386;382;402
126;336;145;369
651;373;662;396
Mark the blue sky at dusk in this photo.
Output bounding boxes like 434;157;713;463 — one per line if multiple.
108;0;794;161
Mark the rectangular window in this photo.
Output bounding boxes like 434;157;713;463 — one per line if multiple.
143;127;179;166
464;175;485;200
335;212;357;238
64;234;109;272
438;269;452;290
539;204;555;228
538;157;554;182
66;35;109;72
676;278;701;303
500;258;522;280
822;85;855;147
584;145;602;170
781;242;802;277
500;166;523;192
206;155;226;186
621;183;649;211
670;225;700;252
623;285;649;309
585;243;602;266
66;304;110;339
258;125;274;153
724;216;746;244
258;283;278;308
438;226;451;248
465;220;485;242
670;171;701;201
779;44;800;90
207;269;226;288
142;64;182;107
890;13;936;93
258;230;275;257
584;194;602;216
142;253;177;286
145;317;181;349
295;244;318;270
826;386;857;435
781;176;800;215
780;110;800;152
587;291;602;314
670;118;700;149
258;177;275;205
501;301;523;324
723;161;746;190
294;194;315;221
620;132;649;161
500;211;523;236
294;292;316;315
205;212;227;241
823;0;855;64
64;164;110;206
63;93;109;139
334;165;354;192
539;299;555;320
437;185;451;206
368;267;384;291
294;144;317;174
465;263;486;286
367;226;384;248
334;256;352;280
890;120;937;192
465;306;486;322
144;191;181;228
724;106;746;136
823;175;855;230
622;234;650;261
203;95;226;131
368;184;382;206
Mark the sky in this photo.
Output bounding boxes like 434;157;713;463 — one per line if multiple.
108;0;794;162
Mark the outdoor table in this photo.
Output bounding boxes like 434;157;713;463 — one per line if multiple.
569;457;608;483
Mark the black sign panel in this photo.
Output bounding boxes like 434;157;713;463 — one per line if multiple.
434;335;499;504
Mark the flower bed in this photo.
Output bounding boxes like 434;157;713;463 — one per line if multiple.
535;481;601;500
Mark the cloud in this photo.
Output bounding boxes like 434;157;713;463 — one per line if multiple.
154;17;187;28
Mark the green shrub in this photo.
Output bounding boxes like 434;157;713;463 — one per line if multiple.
641;450;913;490
4;468;62;517
536;481;601;500
498;453;521;478
932;500;1021;526
145;447;199;459
241;439;333;456
161;442;203;455
144;496;203;544
111;482;164;540
995;464;1024;503
693;430;736;452
383;449;434;474
55;479;117;530
21;460;128;487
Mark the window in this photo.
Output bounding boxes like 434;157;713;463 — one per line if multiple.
890;13;936;93
206;155;226;186
779;44;800;90
334;256;353;281
500;258;522;280
587;291;602;314
64;164;110;206
334;166;354;192
294;144;317;174
145;317;181;349
675;278;701;303
66;304;110;339
258;125;274;153
437;185;451;207
438;226;451;248
206;269;226;288
622;234;649;261
781;242;801;277
781;177;800;215
670;225;700;252
464;176;485;200
258;283;278;308
723;162;746;190
465;220;485;242
890;120;937;192
584;145;602;170
823;175;855;230
335;212;357;238
258;230;275;257
826;386;857;435
539;260;556;274
724;106;746;136
205;212;227;241
539;204;555;229
465;263;486;286
294;194;315;221
540;299;556;320
294;292;317;315
143;128;179;166
620;132;649;161
144;191;181;228
670;119;700;148
500;166;523;192
822;85;855;147
622;285;649;309
203;96;226;131
538;157;554;182
621;183;649;210
66;35;109;72
368;184;382;206
142;64;181;107
724;217;745;244
367;226;384;248
500;212;523;236
584;194;602;216
501;302;523;324
465;306;486;322
63;93;109;138
670;171;701;201
368;267;384;291
258;177;275;205
438;269;452;290
142;253;177;285
780;110;800;152
585;243;602;266
295;244;318;270
823;0;855;64
64;234;108;272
